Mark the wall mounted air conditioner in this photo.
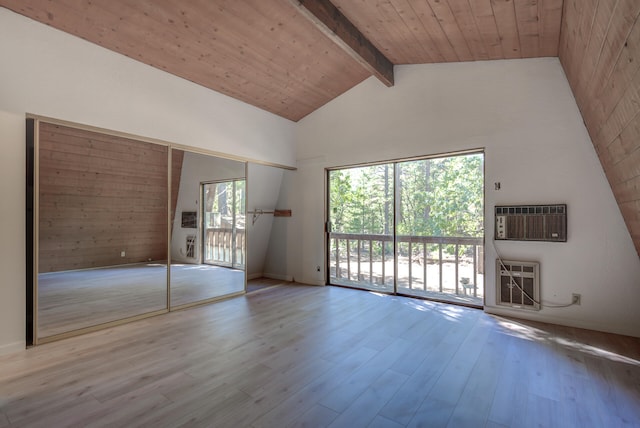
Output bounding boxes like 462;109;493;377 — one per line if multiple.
496;259;540;311
495;204;567;242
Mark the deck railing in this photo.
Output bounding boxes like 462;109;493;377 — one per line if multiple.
329;232;484;297
204;227;245;268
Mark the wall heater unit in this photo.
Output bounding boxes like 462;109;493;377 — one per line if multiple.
186;235;196;258
495;204;567;242
496;260;540;310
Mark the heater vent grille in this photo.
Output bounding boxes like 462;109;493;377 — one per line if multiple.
186;235;196;258
496;260;540;310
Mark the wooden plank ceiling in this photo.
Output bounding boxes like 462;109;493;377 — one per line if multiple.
0;0;562;121
560;0;640;257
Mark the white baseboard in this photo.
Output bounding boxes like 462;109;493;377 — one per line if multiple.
294;279;326;286
248;272;296;282
0;340;25;356
263;273;294;282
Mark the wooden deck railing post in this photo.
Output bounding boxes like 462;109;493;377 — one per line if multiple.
357;239;361;282
369;239;373;284
335;238;340;279
455;244;459;295
438;243;443;292
328;233;482;297
346;239;351;280
381;241;385;285
408;241;413;289
422;243;427;291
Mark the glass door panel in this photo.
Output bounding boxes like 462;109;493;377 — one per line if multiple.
328;164;394;292
233;179;246;269
396;154;484;304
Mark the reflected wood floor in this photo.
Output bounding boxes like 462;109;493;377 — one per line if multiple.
38;263;245;337
3;285;640;427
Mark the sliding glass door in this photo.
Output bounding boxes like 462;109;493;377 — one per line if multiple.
328;152;484;306
202;180;246;269
328;164;394;292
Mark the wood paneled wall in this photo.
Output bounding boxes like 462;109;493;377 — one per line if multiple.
38;123;170;272
560;0;640;257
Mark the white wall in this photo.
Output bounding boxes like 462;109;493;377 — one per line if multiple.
292;58;640;338
0;8;295;354
263;169;296;281
0;111;27;355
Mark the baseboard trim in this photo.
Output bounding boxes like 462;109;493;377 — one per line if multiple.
263;273;294;282
0;340;26;356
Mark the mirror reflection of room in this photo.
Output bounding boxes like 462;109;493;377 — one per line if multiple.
169;149;246;308
37;122;168;338
33;120;287;342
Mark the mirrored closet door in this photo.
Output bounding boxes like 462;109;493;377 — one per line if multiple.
35;121;169;340
28;118;249;344
169;149;246;308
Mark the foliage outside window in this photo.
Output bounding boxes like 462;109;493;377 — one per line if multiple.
329;153;484;240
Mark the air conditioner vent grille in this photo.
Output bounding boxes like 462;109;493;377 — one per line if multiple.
495;204;566;242
496;259;540;311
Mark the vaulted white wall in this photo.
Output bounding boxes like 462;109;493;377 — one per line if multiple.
292;58;640;338
0;8;295;354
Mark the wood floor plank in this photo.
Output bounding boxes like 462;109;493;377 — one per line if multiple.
285;404;339;428
445;329;507;427
487;334;533;426
367;415;405;428
82;393;171;428
558;374;605;427
253;347;377;428
0;285;638;427
407;397;455;427
318;337;415;413
327;368;408;427
378;323;460;425
218;357;336;427
426;314;491;405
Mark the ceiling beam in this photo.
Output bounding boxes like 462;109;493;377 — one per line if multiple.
289;0;394;87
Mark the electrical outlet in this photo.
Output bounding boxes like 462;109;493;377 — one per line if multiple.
121;251;126;258
316;265;321;272
572;293;581;305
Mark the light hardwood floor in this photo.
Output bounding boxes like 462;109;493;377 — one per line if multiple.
3;284;639;427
